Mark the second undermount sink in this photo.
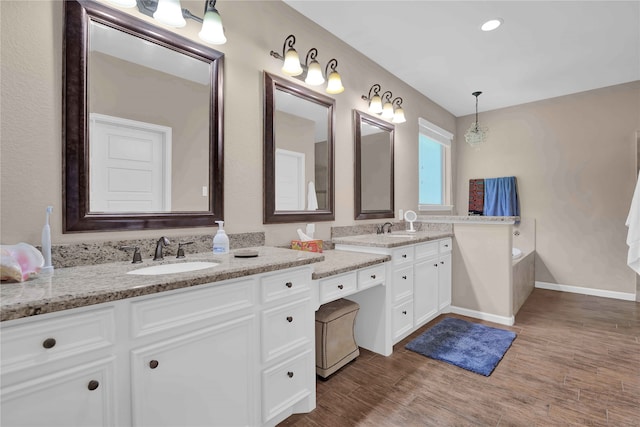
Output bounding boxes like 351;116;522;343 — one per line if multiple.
127;261;219;276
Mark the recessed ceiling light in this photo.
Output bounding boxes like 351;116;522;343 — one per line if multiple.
481;18;503;32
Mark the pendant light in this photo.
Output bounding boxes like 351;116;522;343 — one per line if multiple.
464;91;488;148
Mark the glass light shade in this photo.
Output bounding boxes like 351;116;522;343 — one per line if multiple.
325;71;344;94
305;60;325;86
153;0;186;28
464;122;488;148
392;107;406;123
368;95;383;114
381;102;394;119
199;9;226;44
282;49;303;76
106;0;136;8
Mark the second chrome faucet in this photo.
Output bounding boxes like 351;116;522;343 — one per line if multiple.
153;237;170;261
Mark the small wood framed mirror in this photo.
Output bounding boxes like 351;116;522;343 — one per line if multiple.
354;110;395;220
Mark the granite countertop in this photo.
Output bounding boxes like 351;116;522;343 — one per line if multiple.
311;250;391;280
0;247;324;322
417;215;519;224
332;230;453;248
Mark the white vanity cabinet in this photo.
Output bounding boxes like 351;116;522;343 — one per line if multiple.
129;278;258;427
0;265;316;427
0;306;117;427
259;269;315;427
336;237;453;345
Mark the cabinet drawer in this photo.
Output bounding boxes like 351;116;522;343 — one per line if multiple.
262;298;312;363
392;300;414;341
392;246;414;265
131;279;255;339
392;266;413;303
261;269;311;304
318;272;357;304
1;307;115;374
357;264;386;290
415;241;438;260
262;350;313;423
439;238;453;253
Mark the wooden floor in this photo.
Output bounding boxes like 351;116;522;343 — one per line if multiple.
279;289;640;426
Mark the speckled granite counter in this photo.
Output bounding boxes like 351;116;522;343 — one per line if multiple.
311;250;390;280
332;230;453;248
417;215;519;224
0;247;323;322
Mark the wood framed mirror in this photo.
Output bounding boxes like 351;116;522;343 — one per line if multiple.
354;110;395;220
263;72;335;224
63;0;224;232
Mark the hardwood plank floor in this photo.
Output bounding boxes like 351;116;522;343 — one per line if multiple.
279;289;640;426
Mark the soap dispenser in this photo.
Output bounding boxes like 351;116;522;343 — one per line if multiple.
213;220;229;254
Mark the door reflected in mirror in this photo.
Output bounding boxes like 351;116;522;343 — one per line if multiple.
354;110;394;219
88;20;210;213
264;72;335;224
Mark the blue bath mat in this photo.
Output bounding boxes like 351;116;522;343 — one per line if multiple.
405;317;516;376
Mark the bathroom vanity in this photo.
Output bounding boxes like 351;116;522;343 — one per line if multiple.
333;232;453;354
0;248;322;427
0;233;453;426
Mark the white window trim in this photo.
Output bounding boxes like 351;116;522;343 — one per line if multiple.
418;118;453;212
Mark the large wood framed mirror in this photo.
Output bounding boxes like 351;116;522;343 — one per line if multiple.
354;110;395;219
263;72;335;223
63;0;224;232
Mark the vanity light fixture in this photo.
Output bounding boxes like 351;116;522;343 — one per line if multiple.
270;35;345;93
325;59;345;94
464;91;489;148
304;48;325;86
110;0;227;44
381;91;394;119
391;97;406;123
362;84;406;123
362;84;383;114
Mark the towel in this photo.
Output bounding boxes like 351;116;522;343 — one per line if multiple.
625;171;640;274
484;176;519;217
307;181;318;210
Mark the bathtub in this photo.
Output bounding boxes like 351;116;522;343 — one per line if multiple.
512;247;534;314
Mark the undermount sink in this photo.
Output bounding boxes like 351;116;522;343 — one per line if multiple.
127;261;219;276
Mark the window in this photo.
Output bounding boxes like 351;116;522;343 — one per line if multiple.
418;118;453;211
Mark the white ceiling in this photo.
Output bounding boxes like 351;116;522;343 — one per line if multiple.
283;1;640;117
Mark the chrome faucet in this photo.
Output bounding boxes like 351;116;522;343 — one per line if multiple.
377;222;393;234
153;237;170;261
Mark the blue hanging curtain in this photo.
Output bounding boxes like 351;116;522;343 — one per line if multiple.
484;176;519;216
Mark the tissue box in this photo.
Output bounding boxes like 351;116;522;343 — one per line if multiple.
291;240;323;253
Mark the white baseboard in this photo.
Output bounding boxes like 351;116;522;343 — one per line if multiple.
535;281;636;301
449;306;515;326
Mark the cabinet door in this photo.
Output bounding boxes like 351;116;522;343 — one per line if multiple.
414;259;439;327
131;315;256;427
1;358;115;427
438;253;452;310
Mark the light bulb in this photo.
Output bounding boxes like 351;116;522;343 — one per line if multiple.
282;48;303;76
369;95;383;114
199;8;226;44
325;71;344;94
153;0;186;28
305;60;325;86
